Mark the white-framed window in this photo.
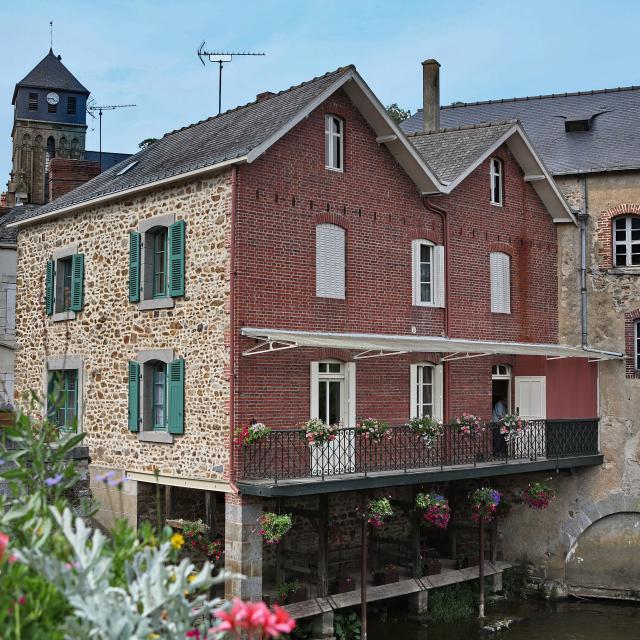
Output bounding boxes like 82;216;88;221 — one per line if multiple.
310;360;355;428
490;157;503;206
613;216;640;267
410;363;443;420
492;364;512;421
325;114;344;171
45;356;84;434
316;223;346;299
490;251;511;314
636;321;640;370
412;240;445;307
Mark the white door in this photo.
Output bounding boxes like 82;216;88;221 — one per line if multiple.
310;361;356;476
514;376;546;457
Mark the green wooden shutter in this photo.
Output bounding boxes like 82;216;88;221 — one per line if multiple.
129;232;141;303
45;260;55;315
127;360;140;432
167;358;184;435
70;253;84;312
168;220;185;298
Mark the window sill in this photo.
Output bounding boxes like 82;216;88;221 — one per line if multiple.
607;267;640;276
316;295;346;301
413;302;440;308
138;297;174;311
138;431;174;444
491;310;512;315
52;311;76;322
324;166;344;174
490;202;504;207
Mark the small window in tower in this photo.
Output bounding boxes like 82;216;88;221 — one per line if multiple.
28;93;38;111
48;102;57;114
67;96;77;115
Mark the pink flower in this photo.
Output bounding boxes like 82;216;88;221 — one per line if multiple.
18;595;26;606
213;598;249;633
264;605;296;637
186;630;201;639
8;554;17;564
0;532;8;563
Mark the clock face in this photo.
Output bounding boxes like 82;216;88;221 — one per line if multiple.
46;92;60;105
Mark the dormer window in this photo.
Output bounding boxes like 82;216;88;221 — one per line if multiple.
490;158;503;205
565;118;590;132
325;115;344;171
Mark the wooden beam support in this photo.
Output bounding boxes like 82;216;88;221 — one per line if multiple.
317;494;329;597
205;491;217;534
164;485;173;524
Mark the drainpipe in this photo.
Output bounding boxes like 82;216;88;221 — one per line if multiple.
423;197;450;420
228;165;240;493
578;177;589;348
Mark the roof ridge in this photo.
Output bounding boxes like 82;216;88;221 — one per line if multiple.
439;84;640;110
162;64;355;139
406;120;518;136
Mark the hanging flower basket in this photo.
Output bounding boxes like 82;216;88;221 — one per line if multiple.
454;413;485;436
470;487;502;522
356;418;390;442
234;422;271;446
499;414;525;441
522;481;555;509
415;492;451;529
408;416;444;447
258;512;293;544
303;418;339;446
367;497;393;528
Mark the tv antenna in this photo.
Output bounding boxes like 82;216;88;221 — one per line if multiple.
87;101;136;170
197;42;265;115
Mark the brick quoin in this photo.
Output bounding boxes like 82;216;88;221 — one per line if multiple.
625;309;640;379
231;88;591;431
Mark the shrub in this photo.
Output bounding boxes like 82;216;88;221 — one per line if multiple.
428;583;475;623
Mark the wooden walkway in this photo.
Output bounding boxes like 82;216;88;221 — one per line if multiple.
283;560;513;619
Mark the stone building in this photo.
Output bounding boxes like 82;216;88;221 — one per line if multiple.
403;67;640;598
10;60;622;632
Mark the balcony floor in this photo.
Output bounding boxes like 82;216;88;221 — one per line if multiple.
238;453;604;496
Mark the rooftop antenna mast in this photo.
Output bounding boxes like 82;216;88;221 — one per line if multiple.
197;42;265;115
49;20;53;50
87;102;136;170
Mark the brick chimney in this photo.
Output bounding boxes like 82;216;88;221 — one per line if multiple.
48;158;101;202
422;59;441;132
256;91;275;102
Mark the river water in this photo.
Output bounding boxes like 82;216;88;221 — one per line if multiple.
369;600;640;639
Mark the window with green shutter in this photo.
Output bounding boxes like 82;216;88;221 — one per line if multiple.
70;254;84;311
152;228;168;298
47;251;85;317
47;369;78;433
45;260;55;315
167;358;184;435
129;232;141;303
128;360;140;432
168;220;185;298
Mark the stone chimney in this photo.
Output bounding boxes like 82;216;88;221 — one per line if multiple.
48;158;101;203
422;59;441;132
256;91;275;102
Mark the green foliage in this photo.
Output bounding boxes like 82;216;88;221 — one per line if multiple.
258;512;293;544
428;583;475;623
275;579;300;604
502;565;529;598
334;611;361;640
385;103;411;124
138;137;158;149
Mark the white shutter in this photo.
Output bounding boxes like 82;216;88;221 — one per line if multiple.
316;224;345;299
490;252;511;314
434;364;444;420
433;245;445;308
346;362;356;428
409;364;418;419
310;362;319;418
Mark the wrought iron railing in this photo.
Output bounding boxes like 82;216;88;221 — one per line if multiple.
237;419;600;482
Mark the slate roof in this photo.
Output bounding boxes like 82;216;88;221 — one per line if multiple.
401;86;640;175
0;206;38;243
84;151;132;172
407;121;516;184
13;50;89;102
12;66;353;224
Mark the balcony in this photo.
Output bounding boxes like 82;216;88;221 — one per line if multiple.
237;419;602;496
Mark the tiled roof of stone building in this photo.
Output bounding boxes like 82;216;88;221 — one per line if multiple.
0;205;38;243
401;85;640;176
11;66;356;224
407;121;516;184
13;49;89;101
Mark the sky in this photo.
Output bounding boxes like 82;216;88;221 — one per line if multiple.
1;0;640;185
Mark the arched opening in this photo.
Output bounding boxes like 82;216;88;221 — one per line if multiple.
45;136;55;201
70;138;80;160
566;512;640;599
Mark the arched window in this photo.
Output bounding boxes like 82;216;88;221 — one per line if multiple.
325;115;344;171
316;223;345;299
70;138;80;159
613;216;640;267
59;137;68;158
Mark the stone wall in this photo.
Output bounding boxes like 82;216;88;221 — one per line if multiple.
15;172;233;484
496;171;640;584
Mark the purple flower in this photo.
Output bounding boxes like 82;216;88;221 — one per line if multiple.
95;471;116;483
489;490;502;505
107;476;127;488
45;473;63;487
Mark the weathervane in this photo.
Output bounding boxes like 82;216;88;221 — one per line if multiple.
87;101;136;170
197;42;265;115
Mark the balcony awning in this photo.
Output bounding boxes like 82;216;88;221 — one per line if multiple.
240;327;623;361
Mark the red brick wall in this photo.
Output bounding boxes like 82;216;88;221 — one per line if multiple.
625;309;640;379
49;158;101;202
233;89;560;429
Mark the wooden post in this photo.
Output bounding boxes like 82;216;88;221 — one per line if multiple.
411;513;422;578
275;498;285;587
360;494;368;640
490;516;498;563
478;517;485;618
318;495;329;597
164;485;173;524
205;491;216;534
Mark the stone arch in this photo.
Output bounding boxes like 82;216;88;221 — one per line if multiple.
595;203;640;269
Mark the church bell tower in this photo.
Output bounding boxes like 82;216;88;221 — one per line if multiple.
8;49;89;205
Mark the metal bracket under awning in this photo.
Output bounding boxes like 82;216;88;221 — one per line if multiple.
353;349;408;360
242;339;298;356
